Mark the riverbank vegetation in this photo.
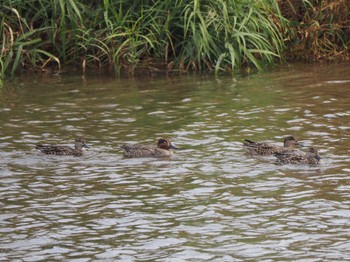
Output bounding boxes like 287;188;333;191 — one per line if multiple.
280;0;349;61
1;0;349;84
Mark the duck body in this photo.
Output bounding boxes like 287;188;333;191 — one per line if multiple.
35;138;88;156
121;138;177;158
274;147;321;165
243;136;300;156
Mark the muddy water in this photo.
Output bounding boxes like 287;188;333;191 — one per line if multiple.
1;63;350;261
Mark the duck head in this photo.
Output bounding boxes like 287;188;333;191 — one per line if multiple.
75;137;89;149
283;136;300;148
157;138;178;150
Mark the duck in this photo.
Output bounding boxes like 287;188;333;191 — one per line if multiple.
243;136;300;155
274;147;321;165
120;138;177;158
35;137;89;156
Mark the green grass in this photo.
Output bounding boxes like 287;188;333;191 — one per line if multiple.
2;0;349;85
2;0;319;83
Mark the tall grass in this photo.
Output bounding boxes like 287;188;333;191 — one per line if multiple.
0;2;61;85
279;0;350;61
1;0;286;82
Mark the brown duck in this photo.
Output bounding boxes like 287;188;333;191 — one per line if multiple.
274;147;321;165
35;137;89;156
120;138;177;158
243;136;300;155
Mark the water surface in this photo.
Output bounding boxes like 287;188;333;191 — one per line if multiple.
1;64;350;261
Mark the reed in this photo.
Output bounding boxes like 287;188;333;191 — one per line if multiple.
279;0;350;61
0;2;61;83
1;0;286;81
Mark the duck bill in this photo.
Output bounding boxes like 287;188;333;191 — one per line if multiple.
169;143;178;150
296;141;305;148
83;144;90;148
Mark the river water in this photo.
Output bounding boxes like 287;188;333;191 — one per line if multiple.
1;63;350;261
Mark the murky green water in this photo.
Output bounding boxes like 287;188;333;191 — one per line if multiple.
1;64;350;261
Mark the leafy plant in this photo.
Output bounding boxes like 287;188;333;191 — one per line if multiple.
3;0;322;82
279;0;350;61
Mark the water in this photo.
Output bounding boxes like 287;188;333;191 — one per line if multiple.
1;64;350;261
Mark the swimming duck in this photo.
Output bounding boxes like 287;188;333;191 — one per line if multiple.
120;138;177;158
243;136;300;155
35;137;89;156
274;147;321;165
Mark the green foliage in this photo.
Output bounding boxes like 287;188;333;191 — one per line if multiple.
0;3;60;81
1;0;286;79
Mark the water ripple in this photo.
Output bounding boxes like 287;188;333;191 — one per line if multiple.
1;66;350;260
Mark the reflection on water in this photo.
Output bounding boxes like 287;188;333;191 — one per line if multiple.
1;64;350;261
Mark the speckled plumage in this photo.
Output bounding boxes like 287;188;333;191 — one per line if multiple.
35;137;88;156
120;138;177;158
274;147;321;165
243;136;300;155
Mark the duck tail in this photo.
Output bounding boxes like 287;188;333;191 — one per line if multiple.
243;139;257;147
274;159;284;165
273;152;291;161
115;143;125;147
273;152;285;157
35;145;44;150
244;139;255;144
